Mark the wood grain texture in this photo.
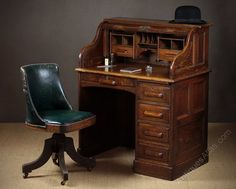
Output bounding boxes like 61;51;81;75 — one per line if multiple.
77;18;210;180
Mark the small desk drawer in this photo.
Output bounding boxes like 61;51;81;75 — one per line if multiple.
138;83;170;105
111;45;133;58
159;49;180;62
138;103;170;123
138;123;169;143
80;73;135;87
137;144;169;163
80;73;99;82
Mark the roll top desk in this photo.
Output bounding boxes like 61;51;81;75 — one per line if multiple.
75;18;210;180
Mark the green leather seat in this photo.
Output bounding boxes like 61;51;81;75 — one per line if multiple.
39;110;93;125
20;63;96;185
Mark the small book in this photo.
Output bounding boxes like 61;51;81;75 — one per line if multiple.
120;67;142;73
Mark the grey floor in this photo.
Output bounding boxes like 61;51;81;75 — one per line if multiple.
0;123;235;189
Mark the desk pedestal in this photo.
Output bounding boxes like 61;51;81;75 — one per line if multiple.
78;72;209;180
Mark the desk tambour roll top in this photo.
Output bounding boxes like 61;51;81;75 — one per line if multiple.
76;18;210;180
78;17;210;80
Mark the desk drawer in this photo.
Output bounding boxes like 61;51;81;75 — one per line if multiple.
111;45;133;58
80;73;100;82
138;122;169;143
159;49;180;62
137;144;169;163
138;83;170;105
138;103;170;123
80;73;135;87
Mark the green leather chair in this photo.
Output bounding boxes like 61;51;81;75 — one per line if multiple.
20;63;96;185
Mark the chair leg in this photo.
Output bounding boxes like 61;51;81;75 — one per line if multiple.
22;138;54;178
58;145;68;185
22;133;95;184
52;152;59;166
64;137;96;171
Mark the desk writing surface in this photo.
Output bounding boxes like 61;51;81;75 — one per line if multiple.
76;63;174;83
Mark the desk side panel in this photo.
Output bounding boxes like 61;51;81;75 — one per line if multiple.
79;22;105;68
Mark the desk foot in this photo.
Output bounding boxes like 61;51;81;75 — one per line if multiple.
133;154;208;180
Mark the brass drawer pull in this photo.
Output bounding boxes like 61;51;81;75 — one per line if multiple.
157;132;163;138
144;150;164;158
144;91;164;98
156;152;163;158
99;79;117;86
144;130;163;138
139;25;151;31
143;110;163;118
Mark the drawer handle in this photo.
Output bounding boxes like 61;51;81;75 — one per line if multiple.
143;111;163;118
144;131;163;138
144;150;163;158
139;26;151;31
156;152;163;158
99;79;117;86
144;91;164;98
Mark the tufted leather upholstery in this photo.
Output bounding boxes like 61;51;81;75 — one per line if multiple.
20;63;94;127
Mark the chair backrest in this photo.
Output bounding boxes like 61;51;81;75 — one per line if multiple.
21;63;72;125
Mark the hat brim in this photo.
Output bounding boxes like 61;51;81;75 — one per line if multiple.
169;19;206;25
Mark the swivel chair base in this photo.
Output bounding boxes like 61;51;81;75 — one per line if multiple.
22;133;96;185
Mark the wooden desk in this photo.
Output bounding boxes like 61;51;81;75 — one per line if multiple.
75;18;210;180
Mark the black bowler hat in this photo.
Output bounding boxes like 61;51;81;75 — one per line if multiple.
170;6;206;24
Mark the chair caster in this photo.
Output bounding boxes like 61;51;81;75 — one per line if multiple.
23;173;28;179
61;180;67;185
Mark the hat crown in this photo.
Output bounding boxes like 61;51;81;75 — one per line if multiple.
175;6;201;20
170;5;206;24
